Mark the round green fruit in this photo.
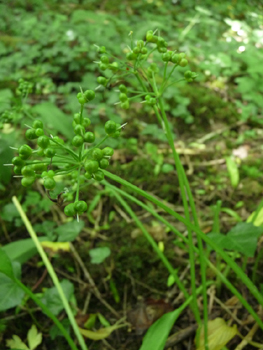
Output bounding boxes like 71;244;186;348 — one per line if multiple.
74;200;88;214
21;176;35;187
43;177;56;190
64;203;76;217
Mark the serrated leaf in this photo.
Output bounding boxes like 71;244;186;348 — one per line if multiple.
6;334;29;350
195;318;237;350
226;156;239;188
89;247;111;264
0;262;24;311
27;325;42;350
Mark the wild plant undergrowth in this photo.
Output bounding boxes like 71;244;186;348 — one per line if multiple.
1;28;263;350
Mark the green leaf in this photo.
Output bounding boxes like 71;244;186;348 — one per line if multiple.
89;247;111;264
139;308;182;350
41;279;74;316
0;248;14;279
2;237;48;264
55;220;84;242
208;223;263;257
225;156;239;188
0;262;25;311
6;335;29;350
27;324;42;350
195;318;237;350
0;138;13;185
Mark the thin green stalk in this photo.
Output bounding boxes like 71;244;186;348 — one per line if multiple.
51;138;79;161
75;165;82;202
158;94;208;345
252;247;263;284
251;197;263;223
102;170;263;324
163;62;168;80
213;200;222;293
15;279;78;350
156;94;201;325
12;196;88;350
103;180;263;330
109;188;189;299
82;135;109;161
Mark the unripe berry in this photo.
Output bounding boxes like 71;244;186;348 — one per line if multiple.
44;147;56;158
179;59;188;67
119;93;128;102
105;120;117;135
92;148;103;161
37;136;50;149
74;200;88;214
32;120;43;129
25;128;37;140
100;55;109;64
64;203;76;217
84;131;95;143
44;177;56;190
119;84;127;93
84;90;95;101
72;135;84;147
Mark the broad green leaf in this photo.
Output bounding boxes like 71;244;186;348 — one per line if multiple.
27;325;42;350
225;156;239;188
55;220;84;242
195;318;237;350
41;279;74;316
6;335;29;350
0;138;13;185
2;237;48;264
139;308;182;350
0;248;14;279
89;247;111;264
208;223;263;257
0;262;24;311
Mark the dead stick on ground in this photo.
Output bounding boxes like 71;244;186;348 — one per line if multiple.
164;324;198;349
70;243;120;318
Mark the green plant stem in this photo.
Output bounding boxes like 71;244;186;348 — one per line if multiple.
251;197;263;223
163;78;186;90
15;279;78;350
134;73;163;128
252;247;263;284
158;93;208;346
75;165;82;202
109;187;189;300
103;180;263;330
157;95;201;326
163;62;168;80
51;138;79;161
82;135;109;161
12;196;88;350
102;170;263;327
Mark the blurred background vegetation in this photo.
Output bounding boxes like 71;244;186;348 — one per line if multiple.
1;0;263;348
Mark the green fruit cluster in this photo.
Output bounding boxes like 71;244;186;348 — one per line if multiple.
16;78;33;97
